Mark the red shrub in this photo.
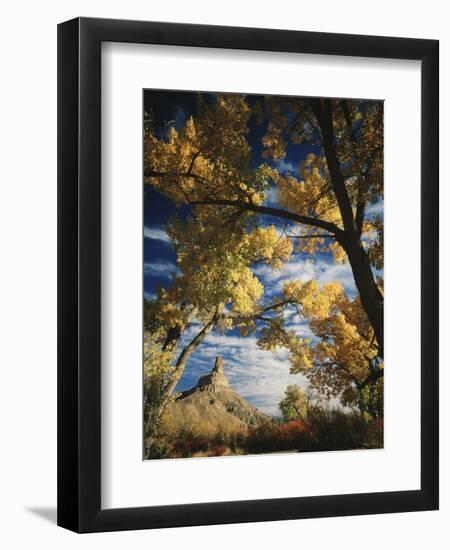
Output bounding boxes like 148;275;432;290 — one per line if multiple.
246;419;314;453
211;444;227;456
275;420;313;444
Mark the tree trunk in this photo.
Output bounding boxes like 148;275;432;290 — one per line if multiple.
311;98;384;356
144;402;166;457
144;313;220;458
341;234;384;357
161;314;219;400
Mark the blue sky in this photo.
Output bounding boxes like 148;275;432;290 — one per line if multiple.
143;90;383;416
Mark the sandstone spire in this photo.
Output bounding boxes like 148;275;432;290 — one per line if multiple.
196;355;229;389
213;355;224;375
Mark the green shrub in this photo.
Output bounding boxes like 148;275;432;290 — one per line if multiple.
307;408;383;451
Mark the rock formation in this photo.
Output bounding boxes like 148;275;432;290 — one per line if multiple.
196;356;229;390
162;355;269;436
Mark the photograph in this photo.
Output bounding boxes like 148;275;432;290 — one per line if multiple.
0;0;443;542
143;90;384;460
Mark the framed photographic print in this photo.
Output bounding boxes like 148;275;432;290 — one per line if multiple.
57;17;439;533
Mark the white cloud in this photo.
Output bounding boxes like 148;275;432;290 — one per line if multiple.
173;105;187;130
265;185;279;205
273;158;297;175
365;199;384;217
144;226;170;243
283;315;315;340
255;256;356;296
144;260;178;278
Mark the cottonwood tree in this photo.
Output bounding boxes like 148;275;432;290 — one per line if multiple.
259;280;383;417
279;384;309;421
144;94;383;357
143;211;294;455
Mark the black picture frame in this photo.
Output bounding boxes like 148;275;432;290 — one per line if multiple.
57;17;439;533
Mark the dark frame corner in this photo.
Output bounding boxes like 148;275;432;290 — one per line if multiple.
57;17;439;533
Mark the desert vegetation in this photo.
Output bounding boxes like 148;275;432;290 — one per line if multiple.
148;384;383;459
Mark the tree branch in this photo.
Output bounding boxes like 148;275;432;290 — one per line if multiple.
162;311;220;399
188;198;343;237
146;166;344;238
285;233;334;240
229;299;293;322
